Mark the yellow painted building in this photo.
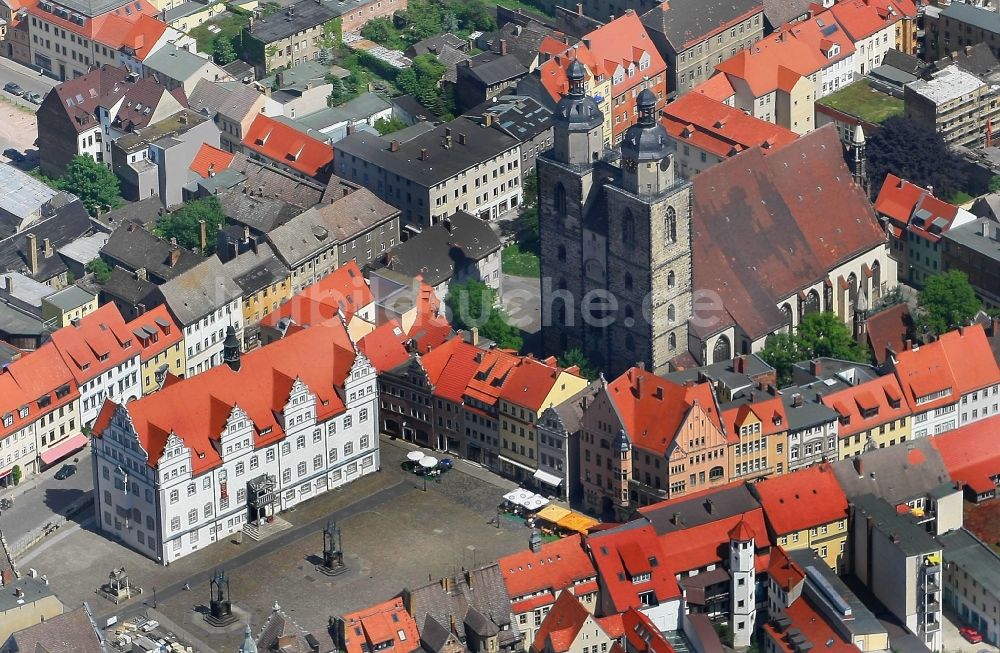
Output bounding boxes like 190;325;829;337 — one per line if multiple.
40;286;98;328
498;359;588;483
129;306;187;393
226;244;292;349
754;463;850;572
723;395;790;482
821;375;912;460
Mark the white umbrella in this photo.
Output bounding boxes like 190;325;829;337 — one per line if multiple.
419;456;438;469
407;450;424;462
523;496;549;511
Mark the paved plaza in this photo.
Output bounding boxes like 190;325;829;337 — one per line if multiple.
21;438;530;652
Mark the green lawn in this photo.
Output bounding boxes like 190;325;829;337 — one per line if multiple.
190;12;248;56
502;242;540;277
493;0;553;20
948;190;974;205
817;79;903;124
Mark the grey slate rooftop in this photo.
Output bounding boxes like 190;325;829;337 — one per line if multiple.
101;222;201;282
0;575;56;612
938;528;1000;597
787;548;886;638
850;494;941;556
91;196;164;233
2;606;103;653
296;92;392;132
0;163;59;231
335;116;519;187
0;200;92;282
459;52;528;86
831;439;953;506
57;232;108;266
0;303;45;337
249;0;377;43
640;481;762;535
940;1;1000;35
145;44;225;83
379;211;500;286
943;217;1000;261
156;255;243;324
222;242;288;296
468;94;552;143
664;353;773;401
45;284;96;311
641;0;763;49
50;0;139;19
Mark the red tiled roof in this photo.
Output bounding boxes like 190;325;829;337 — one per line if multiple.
27;0;158;42
49;303;137;385
421;337;482;404
260;260;373;330
499;534;597;601
728;517;755;541
865;303;912;365
0;343;78;441
691;125;886;340
607;367;722;457
935;325;1000;395
723;395;788;442
243;114;333;178
764;588;858;653
621;609;675;653
588;524;681;612
114;13;167;59
931;414;1000;495
126;304;182;363
692;73;736;101
661;93;797;160
874;174;926;226
531;591;597;653
498;357;564;411
94;322;355;475
754;463;848;535
463;348;521;407
892;340;958;413
341;597;421;653
657;509;772;573
768;546;806;592
821;375;910;438
358;320;409;373
47;65;133;135
829;0;915;42
190;143;236;179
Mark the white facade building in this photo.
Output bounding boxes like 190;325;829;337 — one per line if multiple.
91;324;378;564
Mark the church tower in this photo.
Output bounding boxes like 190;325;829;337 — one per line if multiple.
729;518;757;649
223;325;242;372
539;77;693;376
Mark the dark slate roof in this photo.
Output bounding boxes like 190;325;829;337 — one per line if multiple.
335;117;519;187
57;0;137;18
223;243;289;296
419;614;464;653
760;0;812;30
99;265;159;306
459;52;528;86
940;1;1000;36
938;528;1000;597
664;353;773;399
91;196;164;233
409;32;468;57
865;303;914;365
778;386;840;431
548;380;601;435
100;223;200;282
690;125;887;340
640;482;762;534
391;95;438;122
850;494;942;556
438;45;473;84
932;42;1000;80
217;187;301;233
881;48;931;76
249;0;343;43
227;151;329;210
0;200;92;282
0;303;45;338
257;608;322;653
468;94;552;144
155;255;243;324
831;439;952;506
380;211;500;286
641;0;763;50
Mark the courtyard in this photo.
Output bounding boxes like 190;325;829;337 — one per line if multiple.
21;437;529;652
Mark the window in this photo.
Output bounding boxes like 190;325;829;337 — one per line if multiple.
345;442;354;456
170;489;179;503
296;435;306;449
360;435;370;449
665;206;677;243
187;483;196;496
297;461;307;477
171;516;180;531
622;209;636;244
235;462;244;476
282;442;291;455
314;454;323;470
188;509;198;525
282;469;292;483
329;448;338;462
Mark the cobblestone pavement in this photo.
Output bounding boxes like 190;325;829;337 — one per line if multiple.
24;436;531;652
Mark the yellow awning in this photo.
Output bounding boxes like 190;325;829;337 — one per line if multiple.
557;512;599;534
536;504;572;524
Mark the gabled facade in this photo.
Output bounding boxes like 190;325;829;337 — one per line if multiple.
90;321;379;564
722;393;789;482
530;591;619;653
821;375;911;458
128;304;184;394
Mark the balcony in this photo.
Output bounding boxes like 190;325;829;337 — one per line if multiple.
926;601;941;613
628;477;667;498
925;619;941;633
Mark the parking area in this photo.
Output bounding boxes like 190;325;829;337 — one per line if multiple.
943;611;998;653
23;437;530;652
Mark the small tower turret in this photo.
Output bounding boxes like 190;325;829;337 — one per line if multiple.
611;428;632;511
223;326;241;372
848;124;867;194
620;89;675;195
729;517;757;648
239;623;258;653
853;289;870;342
552;59;604;166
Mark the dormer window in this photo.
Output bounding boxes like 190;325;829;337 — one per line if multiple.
827;43;840;59
631;571;651;584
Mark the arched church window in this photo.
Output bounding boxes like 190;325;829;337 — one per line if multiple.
713;335;731;362
665;206;677;244
622;209;636;245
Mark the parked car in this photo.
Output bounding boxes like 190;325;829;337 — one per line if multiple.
438;458;454;471
960;627;983;644
3;82;24;96
3;148;24;162
24;91;42;104
54;464;76;480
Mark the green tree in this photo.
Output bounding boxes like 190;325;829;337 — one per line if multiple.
360;17;395;44
989;175;1000;193
86;257;113;283
59;155;122;216
916;270;982;336
795;311;867;362
867;117;967;200
374;116;408;135
328;74;349;106
318;17;342;49
445;278;522;351
759;332;800;387
213;37;238;64
558;348;597;380
153;196;226;254
11;465;21;486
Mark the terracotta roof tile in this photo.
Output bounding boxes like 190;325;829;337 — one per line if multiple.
661;93;797;159
244;114;333;178
754;463;848;535
930;414;1000;495
821;375;909;437
358;320;409;373
341;597;421;653
190;143;236;179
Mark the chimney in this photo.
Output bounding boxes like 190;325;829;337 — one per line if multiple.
705;498;714;514
136;267;147;281
443;216;453;233
991;317;1000;338
26;233;38;274
672;512;682;526
169;249;181;267
853;455;863;478
420;148;429;161
390;140;399;152
243;226;251;243
43;238;52;258
810;359;821;377
951;50;958;61
576;2;582;13
483;113;494;128
170;237;177;246
199;219;207;251
0;568;10;586
178;113;188;125
499;38;508;55
470;326;479;345
966;44;973;56
904;339;912;351
792;393;803;407
734;354;746;373
15;588;24;599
